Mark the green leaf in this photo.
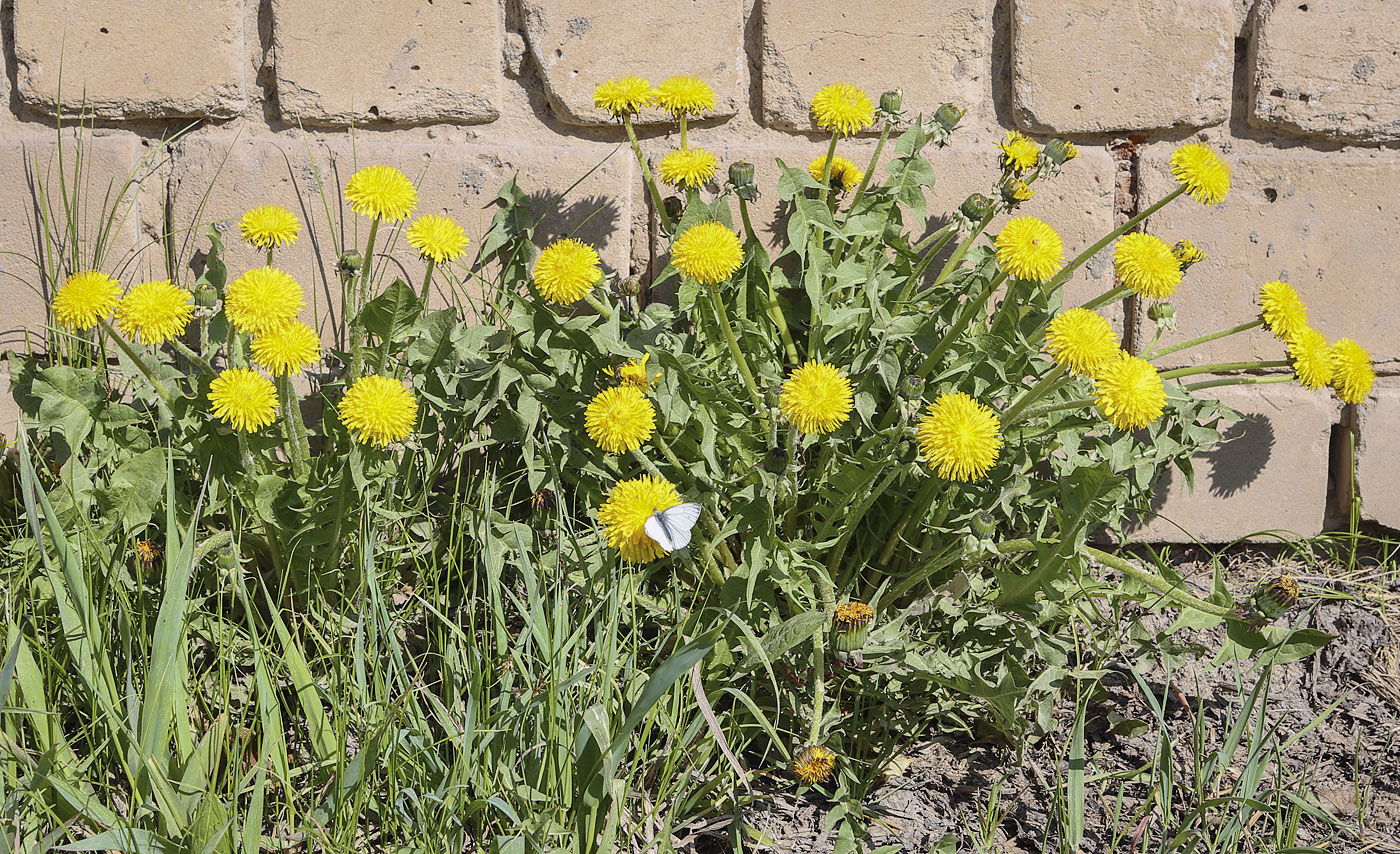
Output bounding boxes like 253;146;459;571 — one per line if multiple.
97;447;165;532
32;366;102;452
886;154;935;221
359;279;423;344
736;610;826;674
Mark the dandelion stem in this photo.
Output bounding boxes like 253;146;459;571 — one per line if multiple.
739;197;799;365
817;131;839;206
704;284;769;429
98;320;173;409
894;223;959;308
420;258;435;303
624;116;672;236
1045;184;1188;293
1143;318;1265;361
275;374;310;480
844;122;891;217
1184;375;1294;392
582;291;614;322
876;476;939;567
1002;364;1069;424
1077;285;1131;314
933;210;995;286
168;336;216;376
913;270;1009;381
1158;360;1288;380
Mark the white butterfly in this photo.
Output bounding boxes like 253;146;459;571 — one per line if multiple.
643;502;703;552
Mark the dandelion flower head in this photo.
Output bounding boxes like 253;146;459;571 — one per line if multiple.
917;392;1003;482
598;474;682;562
345;165;418;222
1093;353;1166;430
658;147;718;189
1331;338;1375;405
1287;328;1334;391
1046;308;1119;377
1114;233;1182;300
239;205;301;250
995;217;1064;282
791;746;837;785
997;130;1040;173
339;375;418;447
672;221;742;285
653;74;715;117
1258;280;1308;342
208;368;278;433
251;320;320;376
1170;143;1230;205
407;214;469;263
53;270;121;331
810;83;874;136
224;266;305;335
808;155;864;193
114;279;194;345
605;353;658;390
780;361;854;435
594;75;653;117
584;385;656;453
534;238;601;304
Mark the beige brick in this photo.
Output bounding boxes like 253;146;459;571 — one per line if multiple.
1011;0;1233;134
271;0;501;127
520;0;743;126
761;0;988;132
1355;382;1400;530
1137;148;1400;369
168;136;632;329
1128;382;1338;542
0;133;147;352
1249;0;1400;141
13;0;244;119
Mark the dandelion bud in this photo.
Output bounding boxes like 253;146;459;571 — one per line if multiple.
972;511;996;538
959;193;994;221
614;275;642;298
832;601;874;652
727;160;759;201
1250;574;1300;623
902;374;925;397
1043;139;1079;166
1147;300;1177;332
193;282;218;309
337;250;363;277
877;89;905;123
1001;180;1034;206
934;103;965;133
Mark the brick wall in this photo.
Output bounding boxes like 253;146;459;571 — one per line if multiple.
0;0;1395;541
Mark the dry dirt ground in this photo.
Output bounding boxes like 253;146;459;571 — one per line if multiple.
713;547;1400;853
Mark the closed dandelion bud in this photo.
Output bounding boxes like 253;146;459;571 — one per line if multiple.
727;160;759;201
960;193;994;221
832;601;874;652
972;511;996;538
337;250;363;277
1147;300;1177;332
193;282;218;309
902;374;925;397
614;275;642;298
934;103;965;132
1251;574;1300;623
878;88;904;121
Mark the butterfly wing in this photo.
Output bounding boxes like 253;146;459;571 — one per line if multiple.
645;502;703;551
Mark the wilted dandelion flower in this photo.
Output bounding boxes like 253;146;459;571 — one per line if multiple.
605;353;658;390
533;238;601;304
1331;338;1375;405
653;74;715;116
780;361;854;435
791;746;837;785
808;155;863;193
584;386;656;453
53;270;121;331
598;474;682;562
224;266;305;335
1114;233;1182;299
1252;574;1300;623
1045;308;1118;377
114;279;194;345
251;320;320;376
593;75;653;117
810;83;874;136
672;221;742;284
1258;280;1308;342
1093;353;1166;430
658;147;718;189
1288;328;1334;391
339;375;418;447
917;392;1003;482
996;130;1040;173
345;165;417;221
995;217;1064;282
208;368;278;433
239;205;301;249
407;214;469;263
1170;143;1230;205
134;538;161;571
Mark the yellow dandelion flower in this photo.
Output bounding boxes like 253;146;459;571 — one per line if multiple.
598;474;683;563
1287;328;1334;391
1007;179;1035;202
339;374;418;447
1093;353;1166;430
672;221;743;284
345;165;417;222
533;238;601;304
653;74;715;117
917;392;1003;482
605;353;658;390
224;266;305;335
1172;239;1207;267
1258;280;1308;342
791;746;837;785
134;538;161;570
239;205;301;250
593;75;653;117
114;279;194;345
808;155;864;193
833;601;874;630
995;217;1064;282
52;270;121;331
208;368;278;433
779;361;853;435
406;214;469;263
1170;143;1230;205
996;130;1040;173
1331;338;1375;405
584;386;656;453
251;320;320;376
658;147;718;189
810;83;874;136
1114;233;1182;300
1045;308;1119;377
